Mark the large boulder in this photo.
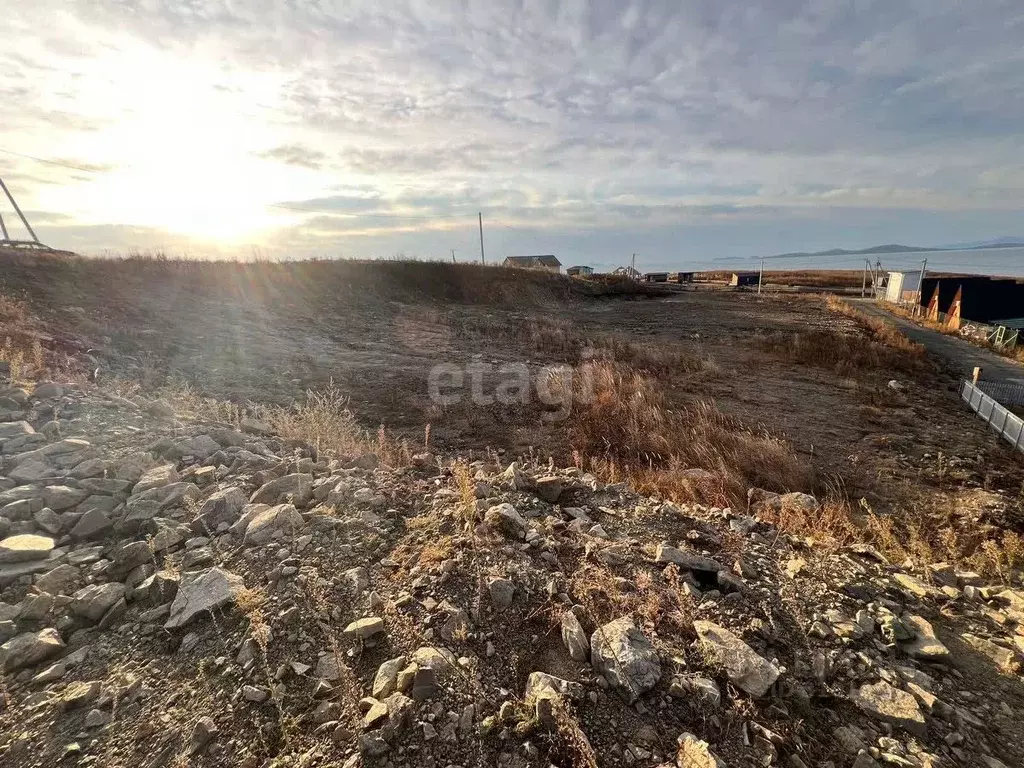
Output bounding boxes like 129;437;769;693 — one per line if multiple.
851;681;926;736
193;487;247;533
133;465;180;495
0;534;55;564
483;503;528;540
164;567;244;629
249;474;313;506
694;621;780;698
71;583;126;623
899;614;950;661
42;486;88;512
0;628;64;672
243;503;303;545
655;544;724;573
590;617;661;703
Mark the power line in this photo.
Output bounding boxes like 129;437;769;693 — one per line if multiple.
0;148;108;174
268;202;478;221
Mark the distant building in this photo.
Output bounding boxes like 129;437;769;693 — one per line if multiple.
567;265;594;277
644;272;669;283
669;271;695;283
613;266;642;279
503;255;561;272
884;271;922;303
730;271;759;287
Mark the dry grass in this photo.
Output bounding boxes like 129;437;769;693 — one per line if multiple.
756;297;925;375
559;360;811;508
0;294;51;383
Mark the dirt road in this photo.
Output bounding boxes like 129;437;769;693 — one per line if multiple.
856;300;1024;385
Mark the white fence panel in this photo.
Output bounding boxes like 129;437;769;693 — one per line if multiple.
960;380;1024;455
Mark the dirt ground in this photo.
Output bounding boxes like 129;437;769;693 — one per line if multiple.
2;255;1020;531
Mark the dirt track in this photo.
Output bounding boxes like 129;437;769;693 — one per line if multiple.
855;300;1024;385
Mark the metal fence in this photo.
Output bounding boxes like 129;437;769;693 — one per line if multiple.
960;380;1024;454
977;380;1024;407
897;303;1019;351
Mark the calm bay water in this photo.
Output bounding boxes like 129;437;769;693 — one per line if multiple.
711;247;1024;278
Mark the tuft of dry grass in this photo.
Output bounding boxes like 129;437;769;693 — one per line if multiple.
0;294;53;383
756;297;925;375
560;360;811;508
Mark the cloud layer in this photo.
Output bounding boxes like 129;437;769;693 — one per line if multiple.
2;0;1023;267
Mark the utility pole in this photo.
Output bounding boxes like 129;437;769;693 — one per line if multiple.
757;258;764;295
451;249;456;263
917;257;928;315
861;259;868;298
478;213;485;264
0;177;40;243
631;253;636;274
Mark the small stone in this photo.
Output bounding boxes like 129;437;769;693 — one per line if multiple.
343;616;385;641
561;610;589;662
487;577;515;609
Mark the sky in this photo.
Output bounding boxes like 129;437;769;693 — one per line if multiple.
2;0;1023;271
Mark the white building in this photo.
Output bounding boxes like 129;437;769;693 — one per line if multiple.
884;270;922;303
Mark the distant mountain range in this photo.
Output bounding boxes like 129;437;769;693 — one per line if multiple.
770;237;1024;259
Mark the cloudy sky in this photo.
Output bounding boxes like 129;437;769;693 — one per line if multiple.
3;0;1023;269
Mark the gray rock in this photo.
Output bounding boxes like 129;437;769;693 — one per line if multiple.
35;564;81;595
676;732;726;768
249;473;313;506
590;617;661;703
534;476;563;503
525;671;583;702
9;460;53;484
483;503;528;539
373;656;407;699
71;583;126;623
487;577;515;609
0;627;64;671
0;421;34;439
344;567;370;597
669;675;722;708
899;614;950;661
694;620;780;698
133;465;180;495
561;610;589;662
70;508;113;541
851;681;926;736
344;616;385;640
133;570;180;604
188;715;218;755
0;534;55;563
193;487;247;533
410;646;458;678
43;485;88;512
243;503;303;545
164;567;244;629
655;544;724;573
409;666;439;701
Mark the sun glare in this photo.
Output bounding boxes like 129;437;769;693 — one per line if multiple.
32;36;319;243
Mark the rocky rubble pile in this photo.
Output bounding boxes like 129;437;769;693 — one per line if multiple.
1;381;1024;767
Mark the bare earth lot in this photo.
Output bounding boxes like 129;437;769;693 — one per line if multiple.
2;255;1021;530
4;256;1024;768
